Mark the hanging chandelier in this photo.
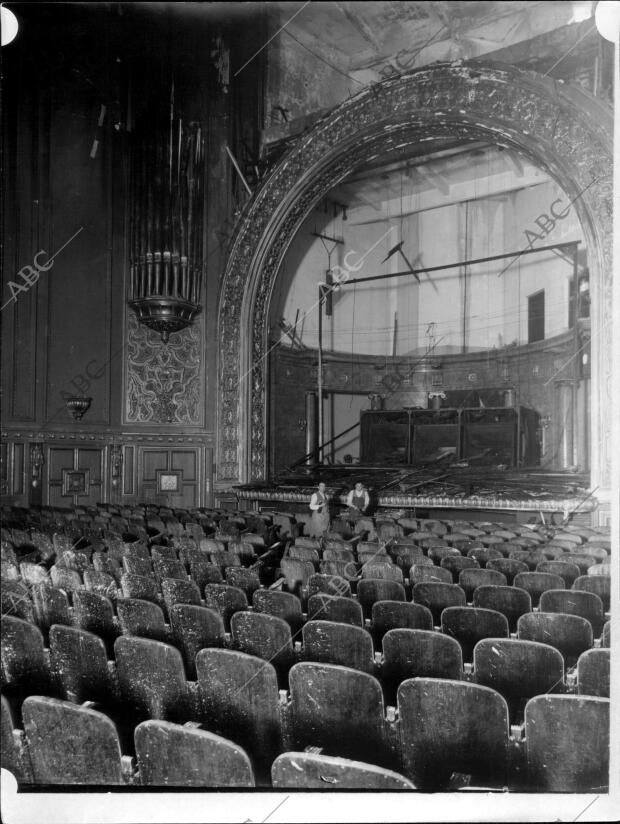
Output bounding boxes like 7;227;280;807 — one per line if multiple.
128;94;205;343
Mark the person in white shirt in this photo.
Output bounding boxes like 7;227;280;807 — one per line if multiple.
309;481;330;537
346;482;370;520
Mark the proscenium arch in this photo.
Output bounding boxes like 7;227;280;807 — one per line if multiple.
217;61;613;503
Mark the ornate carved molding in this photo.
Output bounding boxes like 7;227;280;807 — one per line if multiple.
125;312;202;425
216;62;612;488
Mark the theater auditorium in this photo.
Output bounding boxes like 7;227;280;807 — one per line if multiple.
1;0;618;811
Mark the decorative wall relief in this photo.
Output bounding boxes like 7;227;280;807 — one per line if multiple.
217;62;612;490
126;312;202;424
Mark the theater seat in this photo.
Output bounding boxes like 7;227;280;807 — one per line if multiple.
230;611;294;688
441;606;509;663
458;568;507;602
577;649;610;698
22;696;126;784
302;620;374;673
196;648;282;783
512;571;566;608
397;677;511;790
1;694;33;783
50;624;117;706
134;720;254;786
252;589;303;635
474;638;564;723
357;579;406;619
412;582;466;626
370;601;433;649
286;662;394;769
114;636;195;723
382;629;462;704
538;589;605;637
307;593;363;627
169;604;225;679
524;695;609;791
517;612;592;667
472;584;531;633
572;575;611;612
271;751;415;789
116;597;168;643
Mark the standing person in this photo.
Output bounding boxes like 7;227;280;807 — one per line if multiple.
309;481;330;537
346;481;370;520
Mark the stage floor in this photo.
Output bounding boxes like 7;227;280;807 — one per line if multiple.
234;463;596;521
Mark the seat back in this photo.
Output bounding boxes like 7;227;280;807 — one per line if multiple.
535;560;580;588
2;580;35;623
512;571;566;607
412;582;466;626
122;555;153;577
517;611;593;667
49;624;114;705
572;575;611;612
601;620;610;648
409;564;451;586
577;649;610;698
370;600;433;649
72;589;118;652
134;720;254;786
117;597;167;642
472;584;531;632
114;636;192;722
22;696;123;784
169;604;225;679
428;546;460;564
539;589;605;637
563;553;597;575
474;638;564;722
31;583;71;639
440;555;479;583
357;579;406;619
397;678;510;790
161;577;202;616
307;573;352;600
382;629;462;703
188;557;223;590
361;562;403;584
287;662;391;768
153;558;187;581
280;558;315;593
441;606;509;663
307;594;363;627
196;648;282;778
302;620;374;673
271;751;415;789
252;589;303;634
120;572;160;604
458;568;507;601
230;611;294;686
289;546;320;564
224;567;262;599
485;557;528;585
524;695;609;791
1;615;51;697
1;694;32;783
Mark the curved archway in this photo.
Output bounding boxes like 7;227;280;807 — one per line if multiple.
217;62;612;502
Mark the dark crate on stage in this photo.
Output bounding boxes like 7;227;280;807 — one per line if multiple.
360;411;410;465
410;409;461;463
360;407;539;468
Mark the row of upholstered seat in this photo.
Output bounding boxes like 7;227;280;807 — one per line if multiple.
2;608;610;742
2;651;610;792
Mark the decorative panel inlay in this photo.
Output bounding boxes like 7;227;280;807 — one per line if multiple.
216;62;612;489
126;312;202;424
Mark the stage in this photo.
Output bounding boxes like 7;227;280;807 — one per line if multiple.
233;463;597;524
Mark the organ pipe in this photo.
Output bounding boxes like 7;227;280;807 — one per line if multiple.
129;102;205;343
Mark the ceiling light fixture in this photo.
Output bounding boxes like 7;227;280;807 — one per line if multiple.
1;6;19;46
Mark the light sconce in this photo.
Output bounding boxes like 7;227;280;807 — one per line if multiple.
65;397;92;421
110;444;123;488
297;416;307;431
